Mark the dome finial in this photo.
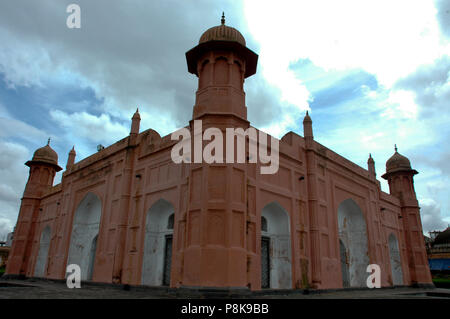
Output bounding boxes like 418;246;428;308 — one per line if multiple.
394;144;398;152
221;12;225;25
47;137;51;146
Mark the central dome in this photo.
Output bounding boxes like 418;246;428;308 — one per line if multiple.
199;13;246;46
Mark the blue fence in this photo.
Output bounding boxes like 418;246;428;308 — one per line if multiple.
429;258;450;271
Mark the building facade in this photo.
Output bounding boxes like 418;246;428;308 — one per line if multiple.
5;18;432;290
428;227;450;272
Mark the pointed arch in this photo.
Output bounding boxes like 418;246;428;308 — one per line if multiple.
261;201;292;289
388;233;403;285
34;225;51;277
67;192;102;281
141;198;175;286
337;198;369;287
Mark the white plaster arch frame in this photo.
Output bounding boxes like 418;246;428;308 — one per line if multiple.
141;198;175;286
34;225;51;277
261;201;293;289
67;192;102;281
337;198;370;288
388;232;404;285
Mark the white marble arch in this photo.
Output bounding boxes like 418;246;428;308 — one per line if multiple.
34;225;51;277
67;192;102;281
141;199;175;286
388;233;404;285
337;198;370;288
261;202;292;289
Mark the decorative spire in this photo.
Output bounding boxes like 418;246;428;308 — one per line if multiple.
131;107;141;135
66;146;76;170
303;110;313;140
303;110;312;122
221;12;225;25
394;144;398;152
368;153;376;177
47;137;51;146
132;107;141;119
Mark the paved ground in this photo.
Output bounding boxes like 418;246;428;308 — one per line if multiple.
0;278;449;299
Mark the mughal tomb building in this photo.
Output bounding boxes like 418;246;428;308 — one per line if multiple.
5;16;432;290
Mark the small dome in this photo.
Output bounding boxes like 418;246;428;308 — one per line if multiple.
199;14;246;46
32;144;59;166
386;150;411;173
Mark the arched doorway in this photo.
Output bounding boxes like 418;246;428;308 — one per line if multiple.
261;202;292;289
34;226;51;277
337;198;369;287
388;233;403;285
141;199;175;286
67;193;102;281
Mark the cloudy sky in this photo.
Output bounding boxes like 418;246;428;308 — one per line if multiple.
0;0;449;239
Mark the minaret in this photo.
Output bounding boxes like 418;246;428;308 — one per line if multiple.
129;108;141;147
367;153;376;178
303;111;313;142
381;145;432;285
382;145;417;200
185;13;258;121
178;15;259;289
303;110;322;287
112;108;140;283
66;146;76;170
6;139;62;277
130;108;140;135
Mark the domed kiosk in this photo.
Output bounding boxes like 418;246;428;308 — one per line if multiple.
26;139;62;171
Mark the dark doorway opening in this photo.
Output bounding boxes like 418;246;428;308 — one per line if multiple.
163;235;173;286
261;236;270;288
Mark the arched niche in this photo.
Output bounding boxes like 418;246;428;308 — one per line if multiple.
337;198;369;287
67;192;102;281
34;225;51;277
388;233;403;285
199;59;211;89
261;202;292;289
231;60;243;89
214;57;229;85
141;199;175;286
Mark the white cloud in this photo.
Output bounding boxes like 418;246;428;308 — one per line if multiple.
381;90;418;120
419;197;448;234
244;0;449;88
0;141;30;236
49;110;129;145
